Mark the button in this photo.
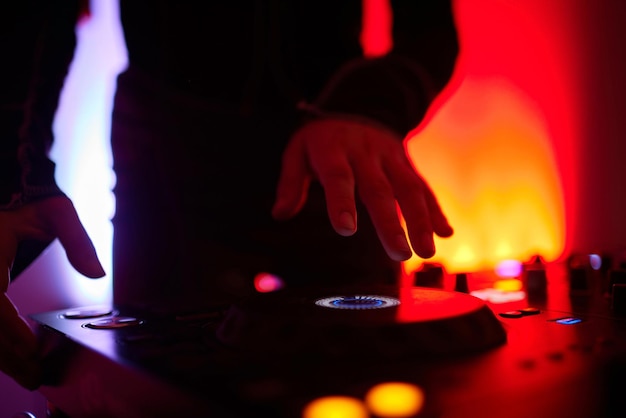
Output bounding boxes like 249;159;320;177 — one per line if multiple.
612;283;626;315
84;316;144;329
499;310;524;318
525;269;547;293
519;307;540;316
414;263;444;288
62;306;115;319
552;317;583;325
608;270;626;294
454;273;469;293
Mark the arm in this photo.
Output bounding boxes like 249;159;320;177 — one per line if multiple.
0;0;104;389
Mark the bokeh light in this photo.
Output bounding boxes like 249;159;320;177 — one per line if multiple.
302;396;369;418
365;382;425;417
253;272;285;293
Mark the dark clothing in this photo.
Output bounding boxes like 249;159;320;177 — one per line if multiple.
2;1;458;313
0;1;80;208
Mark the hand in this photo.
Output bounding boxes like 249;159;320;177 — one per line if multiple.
272;118;453;261
0;195;105;389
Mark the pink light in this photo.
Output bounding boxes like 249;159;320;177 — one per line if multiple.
254;272;285;293
495;259;523;278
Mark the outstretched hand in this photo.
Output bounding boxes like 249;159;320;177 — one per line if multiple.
272;118;453;261
0;195;104;389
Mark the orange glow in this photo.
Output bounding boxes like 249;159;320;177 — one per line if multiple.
302;396;369;418
404;78;565;275
365;382;425;417
396;0;586;280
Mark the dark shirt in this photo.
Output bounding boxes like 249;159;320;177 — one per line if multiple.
2;0;458;309
1;0;458;208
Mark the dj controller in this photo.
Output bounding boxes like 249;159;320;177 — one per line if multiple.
32;256;626;418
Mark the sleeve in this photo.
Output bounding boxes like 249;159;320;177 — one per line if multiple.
303;0;459;137
0;0;81;209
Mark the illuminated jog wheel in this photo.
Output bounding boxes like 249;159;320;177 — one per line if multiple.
216;286;506;359
315;295;400;310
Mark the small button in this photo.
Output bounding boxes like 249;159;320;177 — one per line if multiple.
454;273;469;293
62;306;115;319
84;316;144;329
414;263;445;288
499;310;524;318
552;317;583;325
519;307;540;316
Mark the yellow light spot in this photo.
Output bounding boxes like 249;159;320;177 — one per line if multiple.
365;382;425;417
302;396;368;418
493;278;523;292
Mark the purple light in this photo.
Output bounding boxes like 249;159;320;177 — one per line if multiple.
589;254;602;270
49;0;127;305
494;259;523;278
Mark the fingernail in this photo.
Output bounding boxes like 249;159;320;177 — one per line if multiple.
339;211;356;233
95;261;106;277
396;235;413;258
85;260;106;279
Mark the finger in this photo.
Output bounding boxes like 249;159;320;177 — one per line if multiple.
396;189;436;259
421;182;454;238
312;149;358;236
396;164;453;240
272;139;311;220
398;146;453;240
355;163;413;261
44;198;105;278
389;165;438;258
0;229;18;291
0;294;41;390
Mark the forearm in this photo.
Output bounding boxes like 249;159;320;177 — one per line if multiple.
304;0;459;137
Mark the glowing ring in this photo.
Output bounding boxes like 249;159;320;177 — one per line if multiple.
314;295;400;310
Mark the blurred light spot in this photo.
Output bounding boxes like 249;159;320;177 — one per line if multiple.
365;382;425;417
555;317;583;325
253;272;284;293
471;288;526;304
302;396;368;418
589;254;602;270
493;278;523;292
360;0;392;57
495;259;523;277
